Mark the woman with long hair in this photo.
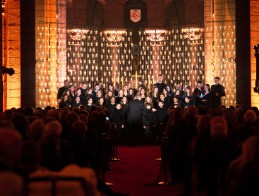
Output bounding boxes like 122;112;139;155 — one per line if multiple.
59;94;71;109
151;85;159;109
201;84;211;108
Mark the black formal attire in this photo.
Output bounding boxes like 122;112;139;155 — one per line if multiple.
107;103;116;121
127;94;134;102
151;94;159;109
72;101;81;108
210;84;225;108
94;96;101;105
121;103;129;140
80;88;87;96
193;87;203;97
85;104;95;112
155;82;167;94
127;99;144;145
78;94;86;106
193;88;204;107
163;96;171;109
86;94;95;102
201;92;211;108
155;105;168;142
115;96;123;104
143;107;156;144
59;100;71;108
57;86;68;99
112;108;125;144
156;106;168;125
183;96;193;108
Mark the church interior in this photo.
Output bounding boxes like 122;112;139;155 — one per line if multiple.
0;0;257;110
1;1;259;196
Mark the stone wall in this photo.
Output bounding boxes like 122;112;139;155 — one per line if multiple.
3;0;21;109
251;0;259;106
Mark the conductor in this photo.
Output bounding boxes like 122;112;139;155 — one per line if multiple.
127;93;144;146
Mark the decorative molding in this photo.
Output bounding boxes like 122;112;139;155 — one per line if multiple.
182;27;204;42
145;29;168;46
67;28;89;41
103;29;126;47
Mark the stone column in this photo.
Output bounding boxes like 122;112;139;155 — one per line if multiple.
57;0;67;90
251;0;259;106
3;0;21;109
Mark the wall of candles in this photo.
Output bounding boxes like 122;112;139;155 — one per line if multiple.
36;22;58;107
204;21;236;107
66;25;204;91
66;28;134;89
35;0;67;108
204;0;236;107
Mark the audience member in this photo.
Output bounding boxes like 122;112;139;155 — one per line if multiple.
227;135;259;196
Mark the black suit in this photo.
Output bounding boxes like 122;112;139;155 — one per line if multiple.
127;99;144;145
210;84;225;108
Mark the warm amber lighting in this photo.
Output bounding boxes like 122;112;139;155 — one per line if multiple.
182;27;204;43
103;29;126;47
2;0;21;109
67;29;89;41
145;29;168;46
36;22;235;108
251;0;259;107
204;23;236;107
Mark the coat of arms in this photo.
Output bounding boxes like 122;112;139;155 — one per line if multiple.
130;9;141;23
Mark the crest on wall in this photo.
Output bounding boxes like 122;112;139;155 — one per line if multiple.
130;9;141;23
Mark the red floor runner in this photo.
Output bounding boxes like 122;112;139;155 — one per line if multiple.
105;145;184;196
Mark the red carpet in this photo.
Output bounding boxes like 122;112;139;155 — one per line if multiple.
105;145;184;196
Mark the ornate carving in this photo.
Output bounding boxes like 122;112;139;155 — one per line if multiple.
145;29;168;46
67;29;89;41
182;27;204;42
103;29;126;47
